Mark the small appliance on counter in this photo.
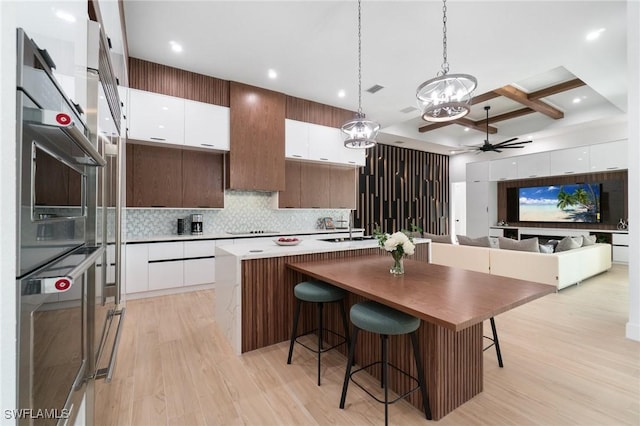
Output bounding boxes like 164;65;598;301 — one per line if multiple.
191;214;203;235
177;218;185;235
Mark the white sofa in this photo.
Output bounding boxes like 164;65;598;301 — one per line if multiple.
430;242;612;290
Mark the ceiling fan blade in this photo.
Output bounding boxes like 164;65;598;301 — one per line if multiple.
501;140;533;147
500;145;525;148
493;149;503;153
493;137;519;146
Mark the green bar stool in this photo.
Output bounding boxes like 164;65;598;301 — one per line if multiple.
287;280;350;386
339;300;431;425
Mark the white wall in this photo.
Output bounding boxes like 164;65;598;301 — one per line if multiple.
626;0;639;342
0;2;17;424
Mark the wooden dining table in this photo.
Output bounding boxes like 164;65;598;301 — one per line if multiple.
287;255;555;420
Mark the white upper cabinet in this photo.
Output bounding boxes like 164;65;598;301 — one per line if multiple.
184;99;230;151
489;158;518;181
548;146;590;176
589;140;628;172
285;119;363;166
466;161;490;182
517;152;550;179
285;119;309;159
128;88;185;145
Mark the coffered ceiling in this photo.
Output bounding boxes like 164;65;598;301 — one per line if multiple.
122;1;629;155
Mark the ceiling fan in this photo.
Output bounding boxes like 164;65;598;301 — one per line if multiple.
473;105;533;153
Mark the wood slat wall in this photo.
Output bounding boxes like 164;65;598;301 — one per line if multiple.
239;243;481;420
285;96;354;128
497;170;628;230
128;57;229;106
356;144;450;236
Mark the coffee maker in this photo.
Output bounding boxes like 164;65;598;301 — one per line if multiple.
191;214;203;235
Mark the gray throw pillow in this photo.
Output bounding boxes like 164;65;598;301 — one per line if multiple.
582;235;597;246
424;233;452;244
498;236;540;252
556;236;583;252
457;235;491;247
539;244;555;254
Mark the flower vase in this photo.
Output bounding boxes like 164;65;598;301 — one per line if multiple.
389;252;404;275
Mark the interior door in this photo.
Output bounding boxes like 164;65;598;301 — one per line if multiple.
451;182;467;237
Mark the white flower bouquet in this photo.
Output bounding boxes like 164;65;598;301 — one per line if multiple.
373;229;415;274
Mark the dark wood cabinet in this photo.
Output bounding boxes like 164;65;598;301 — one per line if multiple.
280;160;357;209
300;163;331;208
126;143;225;208
278;161;301;208
182;150;224;208
228;82;285;191
330;167;357;209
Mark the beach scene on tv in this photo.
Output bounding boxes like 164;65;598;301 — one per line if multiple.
519;184;601;223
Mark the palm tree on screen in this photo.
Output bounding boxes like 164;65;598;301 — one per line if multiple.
556;187;574;210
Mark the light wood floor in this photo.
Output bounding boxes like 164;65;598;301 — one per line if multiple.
95;264;639;425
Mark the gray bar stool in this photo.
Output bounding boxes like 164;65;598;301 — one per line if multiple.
339;300;431;425
287;280;350;386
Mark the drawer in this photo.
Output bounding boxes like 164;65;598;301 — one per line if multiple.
612;245;629;263
148;261;184;290
184;258;215;286
184;240;216;258
148;241;184;261
612;233;629;246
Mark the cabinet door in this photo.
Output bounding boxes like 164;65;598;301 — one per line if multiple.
589;141;628;172
300;163;331;208
517;152;550;179
308;123;340;163
339;143;366;166
182;150;224;208
279;160;302;208
128;89;185;145
125;243;148;294
184;258;216;285
131;144;183;207
330;166;357;209
489;158;518;181
548;146;590;176
466;161;489;182
149;261;184;290
184;100;230;151
285;119;309;159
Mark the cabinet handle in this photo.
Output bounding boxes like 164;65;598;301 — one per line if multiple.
150;137;166;141
529;175;537;178
320;158;329;161
606;167;618;170
292;155;302;158
200;143;214;147
564;171;574;174
348;161;356;164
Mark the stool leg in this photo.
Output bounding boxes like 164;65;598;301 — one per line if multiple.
382;334;389;426
340;299;350;349
339;326;359;409
380;335;384;388
410;331;432;420
317;302;324;386
287;299;302;365
490;317;504;368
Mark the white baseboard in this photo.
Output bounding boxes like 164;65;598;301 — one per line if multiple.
125;283;215;301
626;321;640;341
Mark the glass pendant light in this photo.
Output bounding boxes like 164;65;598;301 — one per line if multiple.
341;0;380;149
416;0;477;122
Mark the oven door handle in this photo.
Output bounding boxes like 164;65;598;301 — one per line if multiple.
94;307;125;382
66;246;105;282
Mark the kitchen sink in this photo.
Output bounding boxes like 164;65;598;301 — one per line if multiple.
320;236;374;243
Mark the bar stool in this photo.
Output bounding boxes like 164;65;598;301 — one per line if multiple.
287;280;350;386
339;300;431;425
484;317;504;367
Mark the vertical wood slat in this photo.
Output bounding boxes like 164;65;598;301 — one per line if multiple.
497;170;627;230
128;57;229;106
357;144;449;235
240;243;478;420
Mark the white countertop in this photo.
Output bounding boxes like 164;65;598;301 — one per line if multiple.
126;228;365;243
216;237;431;260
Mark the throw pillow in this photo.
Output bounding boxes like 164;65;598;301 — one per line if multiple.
556;236;583;252
498;236;540;252
424;233;452;244
582;235;597;246
539;244;555;254
457;235;491;247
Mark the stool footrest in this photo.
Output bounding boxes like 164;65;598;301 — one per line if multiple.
349;361;421;406
295;328;348;354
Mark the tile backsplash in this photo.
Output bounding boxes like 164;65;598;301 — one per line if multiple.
125;190;351;239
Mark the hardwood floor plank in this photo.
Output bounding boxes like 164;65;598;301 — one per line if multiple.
95;264;639;426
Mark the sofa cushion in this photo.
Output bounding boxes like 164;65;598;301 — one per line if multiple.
457;235;491;247
539;243;555;254
424;233;452;244
582;235;597;246
498;236;540;252
556;236;583;252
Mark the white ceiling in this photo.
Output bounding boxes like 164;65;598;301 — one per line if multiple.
122;0;628;155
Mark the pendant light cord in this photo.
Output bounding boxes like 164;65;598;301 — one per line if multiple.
357;0;363;116
441;0;449;75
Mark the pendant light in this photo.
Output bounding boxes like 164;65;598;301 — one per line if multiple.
416;0;477;122
341;0;380;149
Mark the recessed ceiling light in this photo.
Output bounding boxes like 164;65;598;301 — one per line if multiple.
162;106;169;110
268;69;277;79
169;41;183;53
464;127;470;132
55;10;76;23
338;90;346;98
573;97;582;104
586;28;605;41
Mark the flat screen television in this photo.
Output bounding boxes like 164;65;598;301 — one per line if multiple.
518;183;602;223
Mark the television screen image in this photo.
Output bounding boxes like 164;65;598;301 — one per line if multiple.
519;183;601;223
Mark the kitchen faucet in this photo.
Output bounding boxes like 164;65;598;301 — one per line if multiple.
348;210;354;240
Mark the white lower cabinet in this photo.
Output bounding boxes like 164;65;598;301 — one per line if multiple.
149;260;184;290
612;233;629;263
125;243;149;293
184;258;216;286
